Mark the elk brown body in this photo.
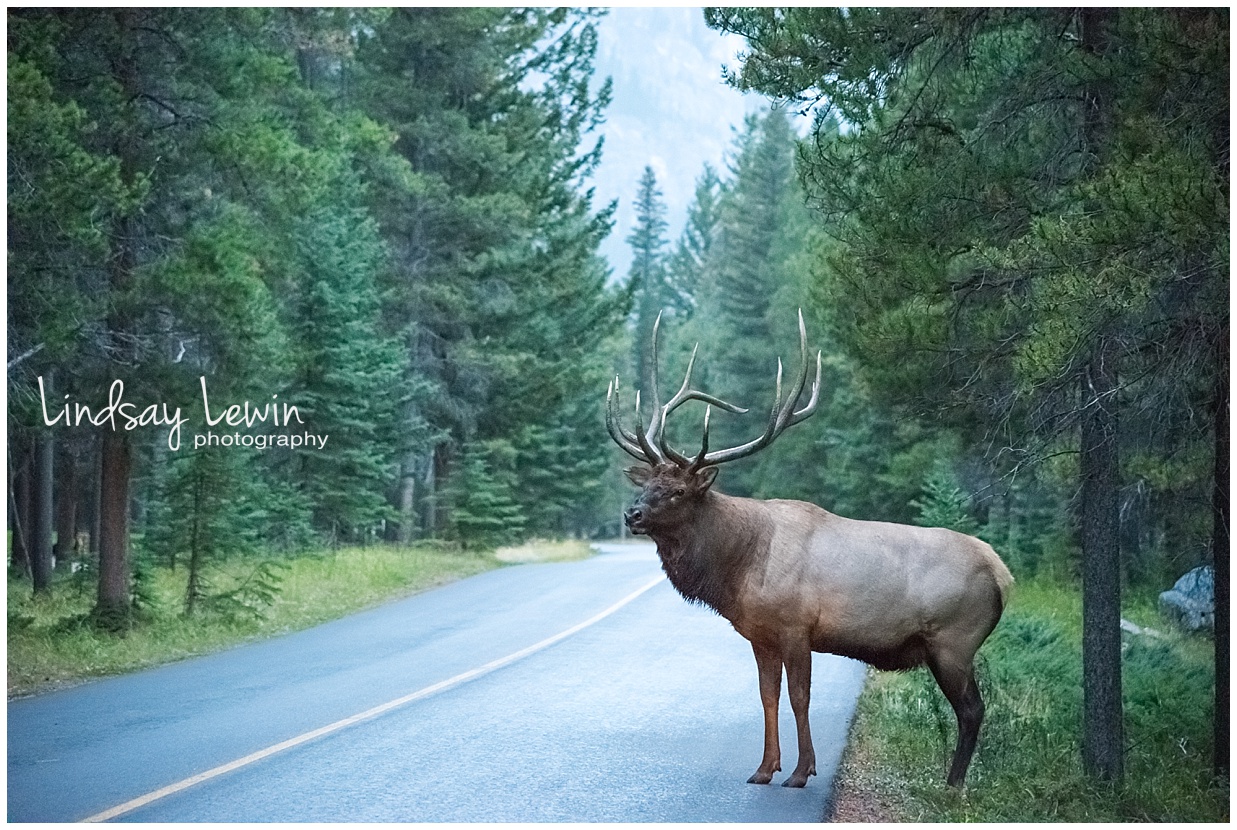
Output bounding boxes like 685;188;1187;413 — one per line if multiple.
608;311;1013;789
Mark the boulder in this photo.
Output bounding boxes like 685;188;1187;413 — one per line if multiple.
1158;565;1215;633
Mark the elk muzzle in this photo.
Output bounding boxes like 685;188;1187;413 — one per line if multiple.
624;506;648;534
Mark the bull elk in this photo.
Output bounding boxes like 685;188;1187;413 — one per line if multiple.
606;310;1013;788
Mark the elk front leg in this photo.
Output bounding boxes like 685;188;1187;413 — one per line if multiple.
782;646;816;787
747;641;782;784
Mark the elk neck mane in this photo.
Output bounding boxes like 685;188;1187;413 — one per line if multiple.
646;491;762;617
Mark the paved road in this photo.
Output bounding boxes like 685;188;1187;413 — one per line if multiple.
8;543;866;823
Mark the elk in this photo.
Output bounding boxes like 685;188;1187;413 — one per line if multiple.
606;310;1013;789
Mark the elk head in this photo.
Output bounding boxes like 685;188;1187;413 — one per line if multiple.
607;310;823;535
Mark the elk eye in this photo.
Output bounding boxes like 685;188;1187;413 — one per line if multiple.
672;488;686;499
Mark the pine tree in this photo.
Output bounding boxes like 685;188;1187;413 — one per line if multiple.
666;164;723;309
626;165;675;393
699;109;806;496
145;450;266;616
8;9;302;626
446;442;527;550
714;111;798;371
288;204;402;543
910;462;980;536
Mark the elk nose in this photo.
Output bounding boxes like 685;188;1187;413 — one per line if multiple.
624;507;642;527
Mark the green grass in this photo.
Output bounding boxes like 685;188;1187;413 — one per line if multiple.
7;541;512;697
833;576;1228;822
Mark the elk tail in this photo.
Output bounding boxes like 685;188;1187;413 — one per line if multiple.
980;541;1015;610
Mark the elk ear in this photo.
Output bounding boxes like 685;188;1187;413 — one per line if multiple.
692;466;719;493
625;465;653;487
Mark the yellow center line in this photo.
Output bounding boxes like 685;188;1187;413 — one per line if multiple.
81;573;665;823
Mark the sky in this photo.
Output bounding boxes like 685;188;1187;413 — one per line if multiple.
588;8;767;280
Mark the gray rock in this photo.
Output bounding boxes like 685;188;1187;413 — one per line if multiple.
1158;565;1215;633
1120;618;1163;639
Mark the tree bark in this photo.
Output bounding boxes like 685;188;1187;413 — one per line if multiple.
93;9;140;630
1076;7;1123;783
30;431;55;595
184;461;205;617
9;449;32;578
54;441;78;562
424;447;441;535
89;437;102;557
396;454;417;544
1213;331;1229;778
1080;346;1123;782
96;427;132;629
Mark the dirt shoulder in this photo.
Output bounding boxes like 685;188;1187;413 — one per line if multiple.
825;727;899;822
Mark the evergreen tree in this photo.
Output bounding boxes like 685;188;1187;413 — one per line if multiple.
626;165;675;393
445;441;527;550
8;7;630;606
288;205;402;543
695;109;808;496
911;461;980;536
666;163;723;309
714;111;797;350
145;449;266;616
8;9;302;626
8;9;423;619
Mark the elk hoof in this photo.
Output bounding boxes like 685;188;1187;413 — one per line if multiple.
747;769;776;785
782;766;816;788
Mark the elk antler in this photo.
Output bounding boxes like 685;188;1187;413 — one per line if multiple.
693;309;822;467
606;310;823;470
607;311;748;465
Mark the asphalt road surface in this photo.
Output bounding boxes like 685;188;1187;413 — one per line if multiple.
8;542;866;823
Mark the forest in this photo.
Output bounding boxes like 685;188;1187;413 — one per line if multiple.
6;6;1228;798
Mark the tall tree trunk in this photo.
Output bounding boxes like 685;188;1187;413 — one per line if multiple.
1080;345;1123;781
89;437;102;558
423;447;440;535
54;441;78;562
184;462;205;616
96;427;132;629
30;431;55;595
396;453;417;544
1213;331;1229;779
1077;7;1123;783
94;10;140;630
9;449;32;578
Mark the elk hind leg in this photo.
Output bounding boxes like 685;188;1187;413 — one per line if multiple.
926;648;984;788
748;642;782;784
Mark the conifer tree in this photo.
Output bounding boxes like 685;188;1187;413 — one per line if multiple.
911;461;980;536
145;449;265;616
288;205;402;543
626;165;675;392
667;164;723;309
446;441;527;550
700;109;806;495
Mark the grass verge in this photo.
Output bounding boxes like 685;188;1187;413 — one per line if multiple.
7;541;516;698
494;538;594;564
828;576;1228;822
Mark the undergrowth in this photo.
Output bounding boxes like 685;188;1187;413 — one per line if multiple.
836;577;1226;822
